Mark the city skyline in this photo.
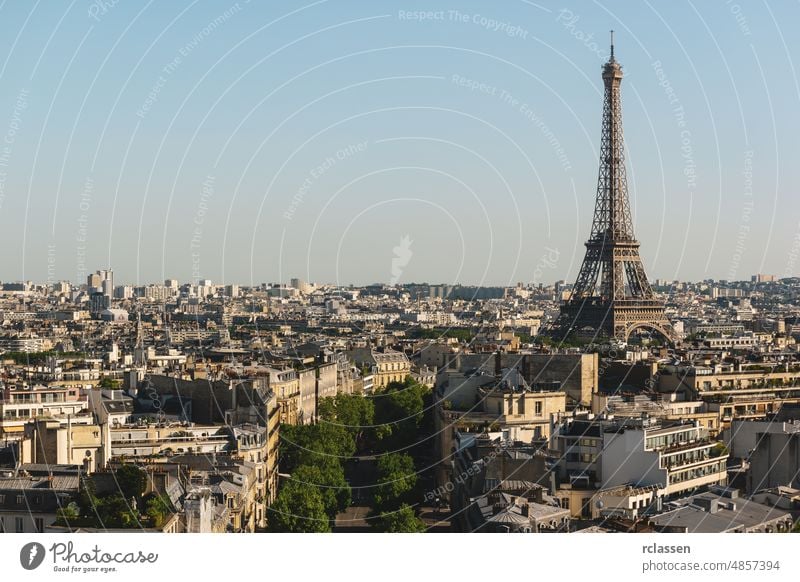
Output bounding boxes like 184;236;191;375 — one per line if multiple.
0;2;797;286
1;270;791;289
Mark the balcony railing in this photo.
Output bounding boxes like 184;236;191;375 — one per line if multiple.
656;438;715;455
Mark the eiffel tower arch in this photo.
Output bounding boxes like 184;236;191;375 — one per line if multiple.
551;33;674;344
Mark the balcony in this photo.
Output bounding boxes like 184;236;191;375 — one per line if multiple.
662;454;711;470
658;438;714;455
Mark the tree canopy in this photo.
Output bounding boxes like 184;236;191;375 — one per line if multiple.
113;463;148;500
373;377;428;450
274;414;357;531
319;393;375;445
268;480;331;533
373;452;418;512
372;504;426;533
292;464;351;520
280;422;355;473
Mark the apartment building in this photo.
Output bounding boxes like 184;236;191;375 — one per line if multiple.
435;369;566;494
0;471;80;533
550;414;729;500
601;418;728;497
659;362;800;395
18;418;102;471
477;379;566;442
265;368;300;425
0;384;87;442
748;431;800;493
346;348;411;389
454;352;598;407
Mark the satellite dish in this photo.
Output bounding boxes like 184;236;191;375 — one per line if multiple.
595;500;604;509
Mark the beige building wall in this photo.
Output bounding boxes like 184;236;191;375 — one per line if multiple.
21;419;102;472
483;390;567;440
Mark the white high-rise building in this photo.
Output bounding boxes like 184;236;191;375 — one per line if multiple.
114;285;134;300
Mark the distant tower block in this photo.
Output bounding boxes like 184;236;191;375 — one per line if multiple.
552;33;674;343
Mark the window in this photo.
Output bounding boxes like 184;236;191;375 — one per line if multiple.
15;517;23;533
0;516;4;532
16;495;23;505
535;401;543;416
35;518;43;533
0;494;5;504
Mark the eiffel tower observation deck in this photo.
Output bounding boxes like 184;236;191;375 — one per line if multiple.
552;32;674;343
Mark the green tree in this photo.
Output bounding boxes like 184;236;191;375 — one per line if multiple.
373;453;417;512
144;494;172;528
113;464;148;500
372;504;426;533
4;351;56;365
55;501;80;525
374;378;427;449
98;377;121;389
711;442;729;458
281;423;355;472
268;481;331;533
77;474;99;519
319;393;375;445
318;397;337;422
292;463;351;520
337;394;375;435
95;494;140;528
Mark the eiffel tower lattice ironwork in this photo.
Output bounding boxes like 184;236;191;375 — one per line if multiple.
553;33;673;342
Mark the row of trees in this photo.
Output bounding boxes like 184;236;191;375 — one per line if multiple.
269;377;432;532
370;452;425;532
2;351;87;365
368;378;430;531
267;402;362;532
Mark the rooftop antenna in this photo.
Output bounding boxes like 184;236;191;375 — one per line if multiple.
610;29;615;61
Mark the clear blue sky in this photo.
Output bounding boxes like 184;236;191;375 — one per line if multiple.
0;0;798;287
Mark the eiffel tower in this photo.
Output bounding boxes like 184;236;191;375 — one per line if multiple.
553;33;673;343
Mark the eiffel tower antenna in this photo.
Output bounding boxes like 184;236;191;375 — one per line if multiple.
610;29;615;61
550;39;674;343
